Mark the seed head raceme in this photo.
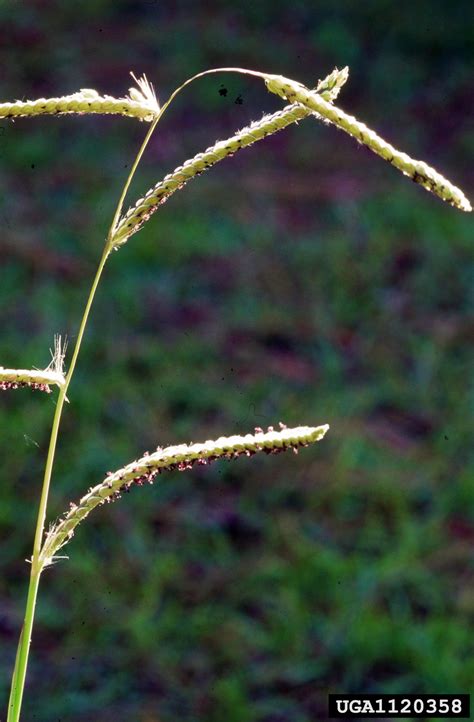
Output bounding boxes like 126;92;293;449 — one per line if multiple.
40;423;329;566
0;74;159;123
264;74;471;211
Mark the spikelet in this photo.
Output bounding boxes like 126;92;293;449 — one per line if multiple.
109;67;349;248
126;72;160;113
315;65;349;102
40;423;329;565
0;74;160;122
264;74;471;212
0;336;66;393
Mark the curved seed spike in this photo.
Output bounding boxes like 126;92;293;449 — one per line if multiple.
264;75;471;212
111;103;312;246
40;423;329;566
0;80;160;122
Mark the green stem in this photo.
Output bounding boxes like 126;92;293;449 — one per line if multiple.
6;574;40;721
7;246;109;722
108;115;160;243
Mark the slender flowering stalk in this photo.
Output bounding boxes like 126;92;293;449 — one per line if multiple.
0;75;160;122
40;423;329;566
264;75;472;212
110;68;349;248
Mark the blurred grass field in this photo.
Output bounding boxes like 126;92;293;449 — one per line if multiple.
0;2;473;720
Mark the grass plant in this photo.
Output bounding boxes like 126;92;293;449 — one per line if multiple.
2;66;470;721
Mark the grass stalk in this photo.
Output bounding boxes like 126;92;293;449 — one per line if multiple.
5;62;465;719
6;246;109;722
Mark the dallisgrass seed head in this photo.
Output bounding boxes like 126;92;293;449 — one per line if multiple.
40;423;329;566
110;104;312;247
0;74;160;122
264;74;472;212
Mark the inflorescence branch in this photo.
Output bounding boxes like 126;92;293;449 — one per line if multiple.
0;75;160;123
264;74;472;212
40;423;329;566
111;103;315;246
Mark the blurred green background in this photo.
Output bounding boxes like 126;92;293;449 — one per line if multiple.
1;2;473;720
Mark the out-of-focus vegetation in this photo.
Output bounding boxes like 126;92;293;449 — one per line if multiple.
0;2;473;720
